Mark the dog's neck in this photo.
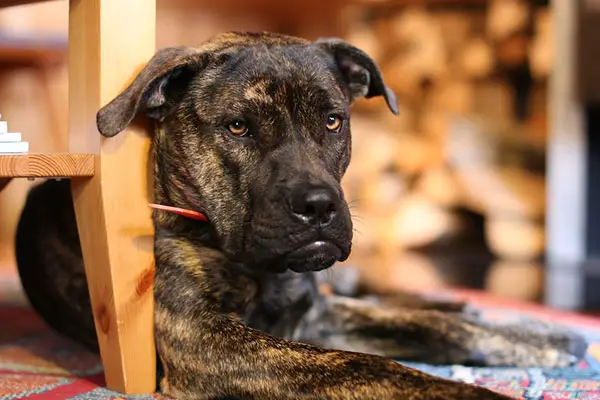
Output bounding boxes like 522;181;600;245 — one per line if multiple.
150;196;319;338
150;130;216;237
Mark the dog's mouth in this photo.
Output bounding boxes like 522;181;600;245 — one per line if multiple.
266;240;349;273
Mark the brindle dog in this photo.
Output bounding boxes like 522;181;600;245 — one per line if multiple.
15;32;587;400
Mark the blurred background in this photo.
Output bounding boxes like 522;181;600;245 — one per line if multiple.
0;0;597;311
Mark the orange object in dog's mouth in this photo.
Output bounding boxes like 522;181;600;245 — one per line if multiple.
148;204;208;222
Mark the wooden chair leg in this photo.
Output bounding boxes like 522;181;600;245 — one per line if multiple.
67;0;157;394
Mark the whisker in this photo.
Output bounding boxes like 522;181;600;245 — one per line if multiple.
346;199;363;208
325;268;334;280
351;214;366;222
347;198;363;204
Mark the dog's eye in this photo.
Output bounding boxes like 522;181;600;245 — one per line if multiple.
326;115;343;133
227;120;249;137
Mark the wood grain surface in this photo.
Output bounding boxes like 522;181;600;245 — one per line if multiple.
0;153;93;177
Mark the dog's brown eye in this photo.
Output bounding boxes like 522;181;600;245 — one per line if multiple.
227;120;248;137
326;115;342;132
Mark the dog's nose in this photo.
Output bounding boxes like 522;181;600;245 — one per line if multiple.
291;186;338;226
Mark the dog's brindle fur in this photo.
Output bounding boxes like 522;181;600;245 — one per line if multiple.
15;32;587;399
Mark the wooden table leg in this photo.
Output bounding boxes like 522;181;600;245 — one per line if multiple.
68;0;157;394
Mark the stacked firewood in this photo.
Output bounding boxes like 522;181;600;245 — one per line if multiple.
339;0;551;300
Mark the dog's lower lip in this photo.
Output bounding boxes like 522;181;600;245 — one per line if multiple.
285;240;342;272
292;240;335;253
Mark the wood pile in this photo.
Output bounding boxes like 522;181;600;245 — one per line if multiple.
339;0;551;301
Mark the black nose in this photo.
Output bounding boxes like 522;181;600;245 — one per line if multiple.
291;186;338;226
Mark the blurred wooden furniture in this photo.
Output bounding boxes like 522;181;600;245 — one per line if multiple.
0;0;157;394
0;34;66;66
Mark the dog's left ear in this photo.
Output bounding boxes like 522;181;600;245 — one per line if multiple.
315;38;399;115
96;46;204;138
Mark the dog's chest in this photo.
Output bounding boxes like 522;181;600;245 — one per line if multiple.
241;271;318;339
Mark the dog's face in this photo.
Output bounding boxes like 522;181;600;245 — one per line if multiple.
97;32;397;274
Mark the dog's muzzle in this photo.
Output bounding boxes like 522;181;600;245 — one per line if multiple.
279;184;350;273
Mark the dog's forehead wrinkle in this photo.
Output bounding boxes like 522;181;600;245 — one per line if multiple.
244;80;273;104
244;46;335;87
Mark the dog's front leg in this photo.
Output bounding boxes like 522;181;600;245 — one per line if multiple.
295;295;588;368
153;241;509;400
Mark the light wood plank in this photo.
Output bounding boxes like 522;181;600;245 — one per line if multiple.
0;153;93;177
68;0;156;394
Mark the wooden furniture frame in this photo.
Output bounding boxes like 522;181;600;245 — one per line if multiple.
0;0;157;394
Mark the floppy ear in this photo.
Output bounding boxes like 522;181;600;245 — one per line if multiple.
96;46;205;138
315;38;399;115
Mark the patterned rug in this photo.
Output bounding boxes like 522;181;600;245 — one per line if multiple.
404;290;600;400
1;276;599;399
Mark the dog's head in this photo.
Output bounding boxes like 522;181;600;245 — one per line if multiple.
97;32;397;274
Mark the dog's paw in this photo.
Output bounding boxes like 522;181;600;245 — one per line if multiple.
520;318;588;367
470;320;589;368
542;329;589;367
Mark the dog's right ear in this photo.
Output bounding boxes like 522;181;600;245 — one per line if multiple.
96;46;204;138
315;38;399;116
